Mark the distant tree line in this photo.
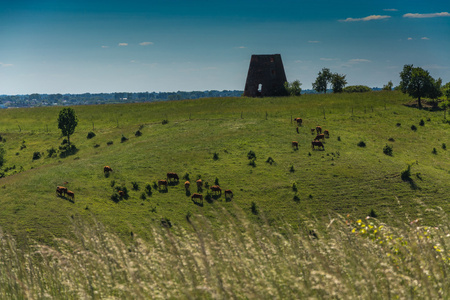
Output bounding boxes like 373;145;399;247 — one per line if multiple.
0;90;243;108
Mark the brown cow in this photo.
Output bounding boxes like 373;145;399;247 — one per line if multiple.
196;179;203;191
118;190;125;197
294;117;303;126
191;193;203;203
210;185;222;194
312;140;324;150
56;186;67;196
66;190;75;200
158;179;168;190
314;134;325;141
166;172;179;182
292;141;299;150
324;130;329;138
104;166;113;173
316;126;322;135
184;181;190;191
224;189;233;199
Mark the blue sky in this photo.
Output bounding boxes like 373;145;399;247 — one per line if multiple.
0;0;449;94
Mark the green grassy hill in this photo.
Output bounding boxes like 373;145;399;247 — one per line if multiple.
0;91;449;244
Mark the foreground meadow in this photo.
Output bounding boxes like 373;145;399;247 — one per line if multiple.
0;209;449;299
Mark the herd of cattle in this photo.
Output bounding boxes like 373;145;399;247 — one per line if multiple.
56;117;327;202
293;118;329;150
56;167;233;204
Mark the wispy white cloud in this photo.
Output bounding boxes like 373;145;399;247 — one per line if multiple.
349;59;371;63
118;43;128;46
139;42;154;46
339;15;391;22
308;40;320;43
407;37;413;40
320;58;337;61
403;12;450;18
383;9;398;12
101;45;109;48
236;46;247;49
0;62;13;67
421;37;430;40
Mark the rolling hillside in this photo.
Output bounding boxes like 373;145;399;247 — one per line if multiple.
0;91;449;244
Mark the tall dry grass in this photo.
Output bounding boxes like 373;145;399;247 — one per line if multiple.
0;208;448;299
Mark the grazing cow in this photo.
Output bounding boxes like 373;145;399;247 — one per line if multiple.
166;172;179;182
210;185;222;194
224;189;233;199
324;130;329;138
184;181;190;191
312;140;325;150
294;117;303;126
314;134;325;141
56;186;67;196
158;179;168;190
191;193;203;203
311;128;316;135
196;179;203;191
104;166;113;173
292;141;299;150
316;126;322;135
66;190;75;200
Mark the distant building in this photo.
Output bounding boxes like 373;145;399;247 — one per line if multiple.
243;54;288;97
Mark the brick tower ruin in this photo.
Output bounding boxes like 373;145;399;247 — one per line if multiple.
243;54;288;97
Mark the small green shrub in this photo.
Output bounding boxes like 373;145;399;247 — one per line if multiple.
337;136;341;142
266;157;275;165
162;119;169;125
292;182;297;192
107;141;113;146
343;85;372;93
140;193;146;200
247;150;256;160
383;144;393;156
251;201;258;215
293;195;300;203
213;152;219;160
396;123;401;127
289;165;295;173
121;135;129;143
111;180;116;187
419;119;425;126
46;147;57;158
132;182;139;191
93;144;100;148
432;148;437;155
248;159;256;167
145;184;152;196
388;138;395;142
87;132;96;139
357;141;366;147
111;193;120;203
135;130;142;137
182;173;190;181
369;209;378;218
32;152;41;160
442;143;447;150
411;125;417;131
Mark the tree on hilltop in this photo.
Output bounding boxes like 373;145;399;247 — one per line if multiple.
331;73;347;93
58;107;78;145
312;68;333;94
399;64;441;108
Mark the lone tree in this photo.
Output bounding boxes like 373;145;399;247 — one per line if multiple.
312;68;333;94
331;73;347;93
58;108;78;145
399;64;442;108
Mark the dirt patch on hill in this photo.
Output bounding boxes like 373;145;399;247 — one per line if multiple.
403;99;441;110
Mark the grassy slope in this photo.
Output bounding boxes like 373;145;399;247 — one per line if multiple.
0;91;449;244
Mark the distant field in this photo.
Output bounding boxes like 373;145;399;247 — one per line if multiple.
0;91;449;244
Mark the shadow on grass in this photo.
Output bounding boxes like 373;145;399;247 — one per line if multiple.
57;194;74;203
59;145;78;158
185;190;191;197
191;199;203;207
